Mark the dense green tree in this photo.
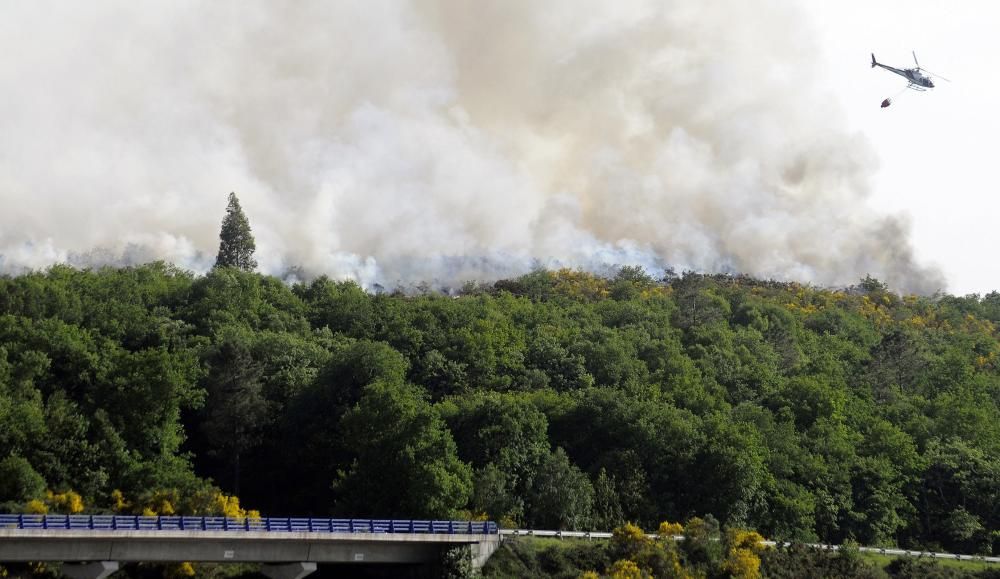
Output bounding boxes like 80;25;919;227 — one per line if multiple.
335;381;472;518
265;337;409;514
609;265;655;301
295;277;377;337
183;268;308;333
443;392;551;523
685;414;771;527
199;328;271;495
591;468;626;530
0;346;46;458
524;448;594;530
671;276;731;330
32;391;107;497
917;438;1000;554
214;192;257;271
524;328;593;392
0;455;45;505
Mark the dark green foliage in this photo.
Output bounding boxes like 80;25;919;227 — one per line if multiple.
525;448;594;530
199;327;273;495
481;538;612;579
915;439;1000;555
443;392;551;524
759;543;886;578
438;545;475;579
678;515;724;572
3;265;1000;569
592;468;626;530
0;455;45;504
214;192;258;271
184;268;308;333
884;558;968;579
335;381;472;519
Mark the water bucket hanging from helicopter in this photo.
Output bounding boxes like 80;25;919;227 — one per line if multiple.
881;98;891;108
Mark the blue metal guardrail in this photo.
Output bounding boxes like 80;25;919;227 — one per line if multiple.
0;514;498;535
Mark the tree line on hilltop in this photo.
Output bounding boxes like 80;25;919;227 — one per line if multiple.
1;194;999;565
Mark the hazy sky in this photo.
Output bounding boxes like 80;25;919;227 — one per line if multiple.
0;1;994;295
812;2;999;295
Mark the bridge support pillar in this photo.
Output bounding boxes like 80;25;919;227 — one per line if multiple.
472;536;503;569
61;561;119;579
260;562;317;579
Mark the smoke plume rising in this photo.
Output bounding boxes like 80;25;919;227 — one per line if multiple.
0;1;944;293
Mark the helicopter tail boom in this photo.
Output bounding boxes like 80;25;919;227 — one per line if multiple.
871;53;877;68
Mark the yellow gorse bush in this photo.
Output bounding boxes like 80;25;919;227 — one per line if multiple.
45;490;84;514
729;529;767;552
137;489;178;516
25;499;47;514
657;521;683;538
213;492;261;520
166;562;196;579
552;269;610;301
608;559;647;579
115;488;260;520
722;547;761;579
722;528;768;579
612;522;651;558
111;489;129;511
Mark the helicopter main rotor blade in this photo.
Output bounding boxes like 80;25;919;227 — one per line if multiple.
924;69;951;82
913;50;920;68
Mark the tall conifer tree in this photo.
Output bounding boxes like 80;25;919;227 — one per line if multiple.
214;192;257;271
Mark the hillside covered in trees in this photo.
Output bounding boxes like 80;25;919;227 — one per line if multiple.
1;264;999;559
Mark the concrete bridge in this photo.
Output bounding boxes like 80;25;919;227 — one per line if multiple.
0;515;500;578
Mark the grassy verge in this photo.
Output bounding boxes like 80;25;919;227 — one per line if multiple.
483;536;1000;578
859;551;998;573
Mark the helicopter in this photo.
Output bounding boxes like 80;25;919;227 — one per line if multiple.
872;51;948;107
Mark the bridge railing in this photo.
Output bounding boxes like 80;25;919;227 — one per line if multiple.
0;514;498;535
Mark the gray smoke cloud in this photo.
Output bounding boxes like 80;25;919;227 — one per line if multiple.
0;0;944;293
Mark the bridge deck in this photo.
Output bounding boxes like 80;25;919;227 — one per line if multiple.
0;515;500;566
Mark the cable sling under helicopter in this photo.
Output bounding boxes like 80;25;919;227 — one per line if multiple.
881;84;916;108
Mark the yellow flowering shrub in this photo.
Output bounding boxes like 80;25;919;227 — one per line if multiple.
729;529;767;552
552;269;610;301
119;487;261;521
25;499;47;514
212;492;259;519
721;528;768;579
46;490;84;514
722;548;761;579
111;489;130;511
608;559;647;579
612;522;650;558
137;489;177;516
657;521;684;538
166;562;196;578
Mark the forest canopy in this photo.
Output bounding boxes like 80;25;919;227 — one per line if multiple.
1;265;999;556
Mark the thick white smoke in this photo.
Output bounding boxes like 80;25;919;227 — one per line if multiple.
0;1;943;293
